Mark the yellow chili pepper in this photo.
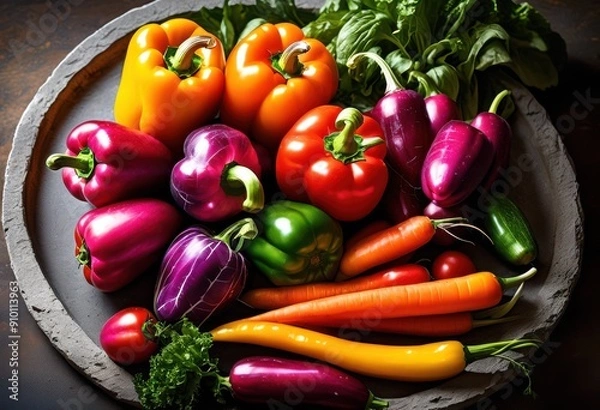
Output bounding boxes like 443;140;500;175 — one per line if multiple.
114;18;226;154
211;320;541;382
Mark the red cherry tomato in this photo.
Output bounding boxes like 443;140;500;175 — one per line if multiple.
99;307;158;365
432;250;477;280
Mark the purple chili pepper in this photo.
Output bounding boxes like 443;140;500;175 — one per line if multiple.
421;120;494;208
410;70;462;136
170;124;265;222
154;218;258;325
470;89;513;190
348;52;433;188
229;356;389;410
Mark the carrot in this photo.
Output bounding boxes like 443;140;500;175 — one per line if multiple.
240;263;431;310
317;282;526;337
344;219;391;249
336;215;465;281
210;319;541;382
248;268;537;326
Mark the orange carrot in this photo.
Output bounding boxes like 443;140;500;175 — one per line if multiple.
240;263;430;310
345;219;391;249
336;215;464;280
249;268;537;326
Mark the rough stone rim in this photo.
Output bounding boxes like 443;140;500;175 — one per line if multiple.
1;1;584;409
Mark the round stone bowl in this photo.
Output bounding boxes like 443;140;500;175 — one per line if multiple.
2;0;583;409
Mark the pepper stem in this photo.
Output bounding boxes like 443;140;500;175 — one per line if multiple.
276;40;310;78
333;107;363;154
165;35;216;78
366;391;390;410
325;108;384;164
464;338;542;364
409;70;440;97
222;163;265;214
214;218;259;252
46;147;95;179
488;89;511;114
347;51;404;94
76;241;90;267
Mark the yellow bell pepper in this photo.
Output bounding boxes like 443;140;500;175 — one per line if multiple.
114;18;225;154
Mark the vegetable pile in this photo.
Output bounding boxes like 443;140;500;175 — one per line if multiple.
45;0;565;409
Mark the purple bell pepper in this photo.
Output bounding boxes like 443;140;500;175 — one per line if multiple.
154;218;257;325
470;90;513;190
46;120;174;208
228;356;389;410
421;120;494;208
170;124;265;222
348;52;433;188
74;198;184;292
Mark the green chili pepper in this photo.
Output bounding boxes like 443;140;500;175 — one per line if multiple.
484;196;537;266
243;200;344;286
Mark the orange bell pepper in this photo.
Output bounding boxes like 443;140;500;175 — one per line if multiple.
219;22;339;153
114;18;226;154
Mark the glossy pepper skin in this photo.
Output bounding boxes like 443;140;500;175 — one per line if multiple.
219;22;338;153
45;121;174;208
421;120;494;207
276;105;388;221
75;198;183;292
243;200;344;286
348;52;433;188
170;124;264;223
114;18;226;155
154;219;257;325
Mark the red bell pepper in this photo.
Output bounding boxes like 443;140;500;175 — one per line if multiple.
275;105;388;221
74;198;184;292
46;120;174;208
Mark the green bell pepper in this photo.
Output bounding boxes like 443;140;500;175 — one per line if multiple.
244;200;344;286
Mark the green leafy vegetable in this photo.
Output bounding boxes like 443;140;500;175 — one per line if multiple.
133;319;230;410
305;0;566;118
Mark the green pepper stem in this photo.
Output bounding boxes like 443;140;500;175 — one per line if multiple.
497;267;537;291
166;35;216;78
464;338;542;364
214;218;259;252
409;70;440;97
75;241;90;266
325;108;384;164
46;147;95;179
223;164;265;214
488;89;511;114
333;107;363;154
277;40;310;77
366;391;390;410
347;51;404;94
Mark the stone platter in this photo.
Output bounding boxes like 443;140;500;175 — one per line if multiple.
1;0;584;409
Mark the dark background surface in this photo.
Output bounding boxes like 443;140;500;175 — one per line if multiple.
0;0;598;409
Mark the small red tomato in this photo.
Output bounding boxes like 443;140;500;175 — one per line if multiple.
99;307;158;365
432;250;477;280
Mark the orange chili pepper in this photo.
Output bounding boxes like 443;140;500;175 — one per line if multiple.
219;22;339;153
114;18;226;154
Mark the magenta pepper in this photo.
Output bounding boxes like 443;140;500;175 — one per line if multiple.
348;52;433;188
170;124;265;222
470;90;513;190
74;198;184;292
421;120;494;208
410;70;462;136
46;121;174;208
